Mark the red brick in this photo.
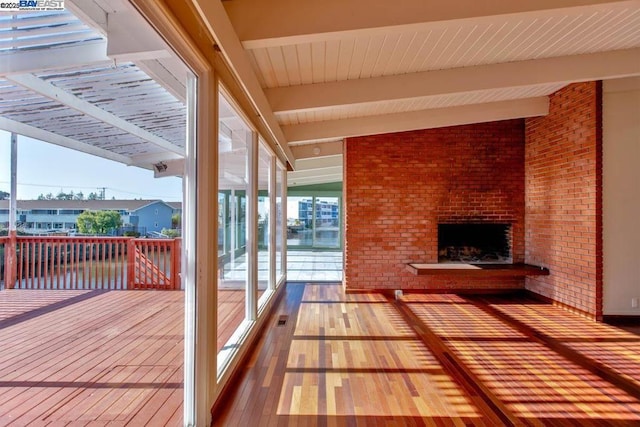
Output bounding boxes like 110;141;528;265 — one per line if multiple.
524;82;603;318
344;119;525;291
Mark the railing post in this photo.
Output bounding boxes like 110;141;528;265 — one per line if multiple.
171;238;180;290
5;231;17;289
127;238;135;290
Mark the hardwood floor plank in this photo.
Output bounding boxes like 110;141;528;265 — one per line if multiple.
214;283;640;426
402;293;640;425
481;296;640;389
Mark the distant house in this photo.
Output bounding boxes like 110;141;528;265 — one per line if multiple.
0;199;177;235
166;201;182;216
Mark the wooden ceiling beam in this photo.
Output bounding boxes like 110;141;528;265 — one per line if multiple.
224;0;631;48
267;48;640;114
7;73;184;155
288;175;343;187
290;141;343;159
106;9;170;62
283;97;549;143
288;167;343;186
0;116;132;164
191;0;296;167
294;155;343;171
0;41;110;76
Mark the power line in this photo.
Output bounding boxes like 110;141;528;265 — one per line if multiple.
0;181;181;200
0;181;101;190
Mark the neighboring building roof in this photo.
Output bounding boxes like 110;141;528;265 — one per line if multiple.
0;199;173;212
166;202;182;211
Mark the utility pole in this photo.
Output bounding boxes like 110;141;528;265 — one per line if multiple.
97;187;106;200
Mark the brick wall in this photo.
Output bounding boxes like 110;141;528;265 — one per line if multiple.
344;120;525;291
524;82;603;318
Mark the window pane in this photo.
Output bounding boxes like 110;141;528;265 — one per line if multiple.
287;195;341;249
275;163;284;283
313;197;340;248
257;142;271;296
217;92;250;357
287;197;313;247
218;192;226;256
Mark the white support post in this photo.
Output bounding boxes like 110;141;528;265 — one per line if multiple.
9;133;17;231
269;154;276;291
282;168;288;279
311;197;317;247
229;189;236;271
246;131;259;321
182;72;198;427
5;133;18;289
189;67;218;427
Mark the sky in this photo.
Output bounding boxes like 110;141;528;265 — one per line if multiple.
0;130;308;218
0;130;183;202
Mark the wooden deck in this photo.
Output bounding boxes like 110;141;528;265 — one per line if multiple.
214;283;640;426
218;290;244;352
0;289;184;426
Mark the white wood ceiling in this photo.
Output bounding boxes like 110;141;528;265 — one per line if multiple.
194;0;640;186
246;5;640;88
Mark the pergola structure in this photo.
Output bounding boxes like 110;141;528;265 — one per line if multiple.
0;3;189;168
0;1;196;291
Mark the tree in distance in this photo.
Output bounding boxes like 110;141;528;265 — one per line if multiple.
76;210;122;235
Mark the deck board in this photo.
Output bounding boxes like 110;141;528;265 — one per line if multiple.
0;290;184;426
0;288;250;425
218;290;245;353
214;283;640;426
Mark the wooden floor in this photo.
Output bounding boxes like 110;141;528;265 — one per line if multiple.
0;289;184;426
214;283;640;426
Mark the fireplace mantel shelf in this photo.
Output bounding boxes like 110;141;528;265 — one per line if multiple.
406;263;550;277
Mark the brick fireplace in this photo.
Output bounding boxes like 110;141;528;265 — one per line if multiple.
343;82;602;318
438;223;512;264
344;119;525;291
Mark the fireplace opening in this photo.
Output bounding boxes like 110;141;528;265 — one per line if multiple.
438;223;511;263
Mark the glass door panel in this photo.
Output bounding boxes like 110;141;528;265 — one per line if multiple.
313;197;340;248
257;142;271;296
217;92;249;361
287;195;341;249
287;196;313;247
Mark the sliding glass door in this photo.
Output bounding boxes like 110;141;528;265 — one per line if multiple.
313;197;340;248
287;196;341;249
